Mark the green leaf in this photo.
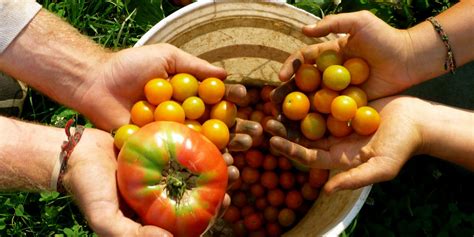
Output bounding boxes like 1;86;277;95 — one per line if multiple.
14;204;24;217
0;218;6;230
39;191;60;202
63;228;74;236
127;0;165;26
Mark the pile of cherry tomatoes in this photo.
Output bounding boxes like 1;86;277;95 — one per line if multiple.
283;50;380;140
114;73;235;150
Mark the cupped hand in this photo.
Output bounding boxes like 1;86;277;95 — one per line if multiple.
266;96;425;194
62;128;172;237
279;10;417;100
77;43;227;131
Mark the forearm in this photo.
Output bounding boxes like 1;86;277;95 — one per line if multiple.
0;116;63;191
419;102;474;171
406;0;474;83
0;9;109;110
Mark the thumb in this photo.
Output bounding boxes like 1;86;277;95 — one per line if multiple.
156;44;227;80
91;208;173;237
323;156;401;194
303;11;372;37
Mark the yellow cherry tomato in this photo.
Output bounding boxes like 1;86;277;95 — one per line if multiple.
198;77;226;104
210;100;237;127
182;96;206;120
154;100;185;123
201;119;230;150
170;73;199;102
114;124;140;149
144;78;173;105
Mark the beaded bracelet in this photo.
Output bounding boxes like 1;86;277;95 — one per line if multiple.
426;16;456;74
50;119;84;192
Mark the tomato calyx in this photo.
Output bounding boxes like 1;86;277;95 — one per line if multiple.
162;161;198;204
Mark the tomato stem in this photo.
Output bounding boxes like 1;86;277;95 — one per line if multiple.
166;174;186;203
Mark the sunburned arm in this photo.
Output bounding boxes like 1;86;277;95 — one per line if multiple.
0;9;109;114
0;116;64;191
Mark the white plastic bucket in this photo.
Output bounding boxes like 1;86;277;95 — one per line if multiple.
135;1;371;236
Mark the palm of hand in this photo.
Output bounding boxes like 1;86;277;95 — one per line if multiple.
269;96;423;193
78;43;226;131
336;17;414;100
63;129;172;236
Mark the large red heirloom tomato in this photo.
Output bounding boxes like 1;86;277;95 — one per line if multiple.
117;121;228;237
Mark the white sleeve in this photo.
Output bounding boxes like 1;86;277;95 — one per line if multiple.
0;0;42;53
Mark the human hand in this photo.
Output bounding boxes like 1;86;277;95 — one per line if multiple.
279;10;416;100
62;128;172;236
64;124;258;236
76;43;227;131
266;96;425;194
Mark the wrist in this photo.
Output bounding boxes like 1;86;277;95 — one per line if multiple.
0;117;63;191
405;21;447;85
417;101;474;170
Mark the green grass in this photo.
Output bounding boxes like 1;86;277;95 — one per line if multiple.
1;0;473;236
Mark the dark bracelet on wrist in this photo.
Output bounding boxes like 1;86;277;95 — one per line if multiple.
426;16;456;74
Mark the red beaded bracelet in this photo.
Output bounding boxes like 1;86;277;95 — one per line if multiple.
427;16;456;74
50;119;84;192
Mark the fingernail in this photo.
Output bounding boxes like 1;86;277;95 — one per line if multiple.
292;59;302;72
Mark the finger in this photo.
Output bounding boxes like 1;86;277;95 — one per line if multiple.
217;193;232;218
279;40;342;82
264;119;317;149
164;44;227;80
228;133;253;152
264;119;288;137
303;11;373;37
269;136;333;169
323;156;401;194
233;118;263;138
269;78;297;104
88;202;172;237
222;152;234;165
279;57;303;82
227;165;240;183
224;84;247;104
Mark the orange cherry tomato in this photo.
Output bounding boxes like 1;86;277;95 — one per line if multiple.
313;88;339;114
342;86;368;107
201;119;230;150
330;95;357;121
130;100;156;127
282;92;310;121
323;65;351;91
154;100;185;123
198;77;226;104
295;64;321;93
144;78;173;105
184;120;202;132
344;57;370;85
351;106;380;135
316;50;343;72
170;73;199;102
210;100;238;127
326;115;352;137
300;113;326;140
182;96;206;120
114;124;140;149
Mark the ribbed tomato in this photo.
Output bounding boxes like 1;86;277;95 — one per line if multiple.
117;121;228;237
